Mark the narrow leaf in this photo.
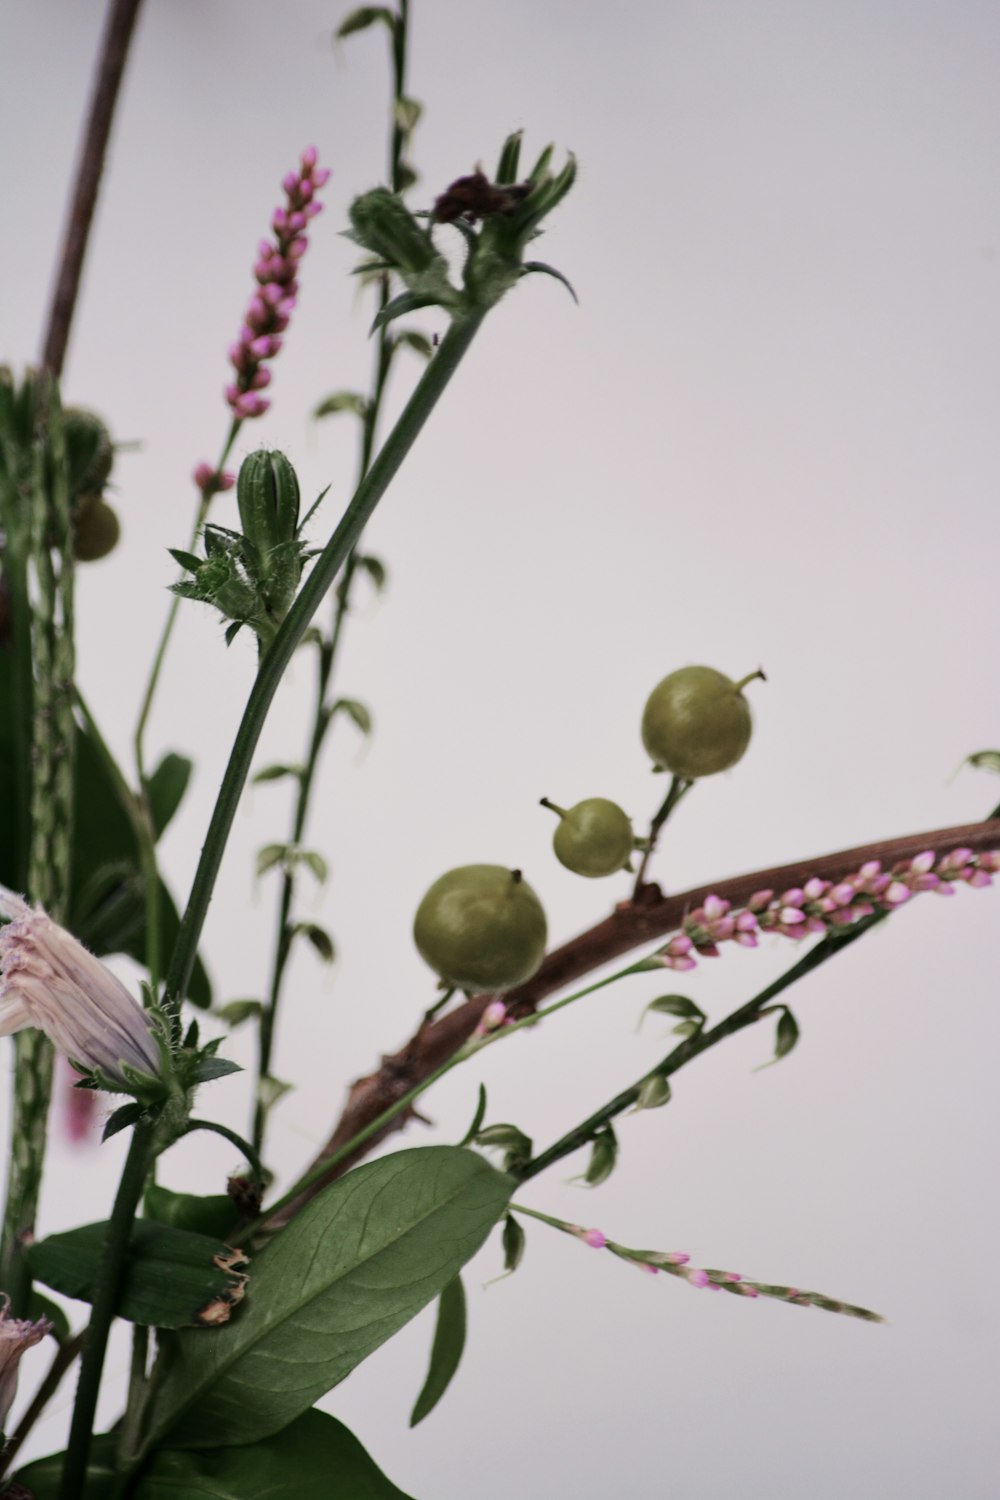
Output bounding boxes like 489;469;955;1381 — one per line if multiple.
371;291;440;333
334;696;373;735
294;921;336;963
215;999;263;1027
255;844;288;877
964;749;1000;775
313;391;368;421
26;1221;249;1329
146;1146;512;1448
501;1213;526;1274
299;848;329;884
252;763;304;785
639;994;705;1030
582;1126;617;1186
409;1273;466;1426
457;1083;487;1147
102;1101;143;1141
635;1075;672;1111
146;752;193;840
521;260;579;303
357;553;389;591
336;5;397;40
393;96;423;134
393;331;432;360
774;1008;800;1060
193;1056;243;1084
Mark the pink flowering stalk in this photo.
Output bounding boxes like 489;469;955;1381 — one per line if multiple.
0;887;160;1088
225;146;329;423
650;846;999;976
0;1297;50;1429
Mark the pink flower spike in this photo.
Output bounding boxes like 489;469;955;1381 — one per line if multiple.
582;1229;607;1250
703;895;730;921
910;851;936;875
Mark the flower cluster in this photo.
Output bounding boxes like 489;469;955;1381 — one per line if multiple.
653;847;1000;974
0;887;160;1089
565;1225;882;1322
225;147;329;421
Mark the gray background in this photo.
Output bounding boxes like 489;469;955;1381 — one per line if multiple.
2;1;999;1495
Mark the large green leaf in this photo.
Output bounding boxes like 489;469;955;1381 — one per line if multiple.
147;751;194;839
14;1410;415;1500
27;1219;249;1328
12;1433;117;1499
148;1146;512;1449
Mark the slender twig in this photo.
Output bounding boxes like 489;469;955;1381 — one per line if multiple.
162;308;489;1021
278;815;1000;1214
180;1119;264;1186
632;773;693;896
0;1331;86;1479
518;914;883;1181
59;1121;154;1500
41;0;145;377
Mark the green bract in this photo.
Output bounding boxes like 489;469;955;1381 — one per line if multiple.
413;864;547;991
641;665;761;778
545;797;633;877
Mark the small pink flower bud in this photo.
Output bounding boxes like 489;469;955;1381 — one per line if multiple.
639;1261;660;1275
966;869;993;888
193;461;215;490
779;907;806;925
830;883;855;907
249;367;273;391
780;888;805;907
859;861;882;879
282;171;299;195
685;1268;710;1288
703;895;729;921
581;1228;607;1250
300;145;318;170
234;392;270;419
297;177;315;202
909;851;936;875
747;889;774;912
288;211;307;234
312;167;331;188
288;236;309;259
272;206;289;234
883;882;911;906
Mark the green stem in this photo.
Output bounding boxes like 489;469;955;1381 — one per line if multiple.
632;774;693;896
59;1122;155;1500
518;916;885;1183
181;1118;265;1186
116;1324;149;1470
163;308;488;1020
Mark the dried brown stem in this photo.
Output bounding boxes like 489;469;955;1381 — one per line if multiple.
272;816;1000;1223
40;0;145;377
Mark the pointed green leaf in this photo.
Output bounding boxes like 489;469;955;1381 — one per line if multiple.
256;843;288;877
496;130;524;184
639;993;705;1029
357;553;389;591
333;696;373;735
193;1056;242;1084
102;1101;144;1141
14;1410;416;1500
294;921;336;963
393;331;432;360
299;848;329;884
371;291;440;333
501;1213;526;1273
393;96;423;134
774;1007;800;1060
26;1221;249;1329
147;752;193;840
336;5;397;40
457;1083;488;1147
313;391;369;421
409;1273;466;1426
257;1075;293;1111
964;749;1000;775
581;1125;617;1186
146;1147;512;1448
252;762;304;785
521;260;579;303
215;999;263;1028
635;1074;672;1111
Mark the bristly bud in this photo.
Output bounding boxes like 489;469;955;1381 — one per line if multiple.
0;887;162;1092
237;450;301;561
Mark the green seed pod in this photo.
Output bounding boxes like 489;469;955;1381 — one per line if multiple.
542;797;633;878
413;864;547;992
236;450;301;561
641;665;764;778
72;500;120;562
62;407;114;499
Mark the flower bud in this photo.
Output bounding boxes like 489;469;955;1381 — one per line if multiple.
236;449;301;560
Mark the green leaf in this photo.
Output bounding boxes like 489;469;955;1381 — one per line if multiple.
336;5;397;40
26;1221;249;1329
252;762;304;785
313;390;368;421
193;1056;243;1084
581;1125;617;1186
639;993;705;1029
521;260;579;303
474;1123;532;1172
299;848;329;884
774;1007;800;1060
356;554;389;591
501;1213;526;1273
146;752;193;840
215;998;263;1027
294;921;336;963
393;331;432;360
333;696;373;735
635;1074;672;1111
371;291;441;333
457;1083;488;1147
257;1075;293;1111
964;749;1000;775
393;96;423;134
409;1273;466;1426
145;1186;237;1240
146;1146;512;1449
14;1411;416;1500
102;1102;144;1141
495;129;524;184
255;843;289;877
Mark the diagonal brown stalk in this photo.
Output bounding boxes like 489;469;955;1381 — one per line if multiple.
268;815;1000;1224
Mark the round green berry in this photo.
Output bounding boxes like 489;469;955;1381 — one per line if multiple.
72;499;120;562
544;797;633;878
641;665;763;778
413;864;547;992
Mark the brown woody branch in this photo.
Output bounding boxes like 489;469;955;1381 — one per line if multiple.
273;817;1000;1223
41;0;145;377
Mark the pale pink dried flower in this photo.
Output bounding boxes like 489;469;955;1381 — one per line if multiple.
0;888;160;1087
0;1297;50;1427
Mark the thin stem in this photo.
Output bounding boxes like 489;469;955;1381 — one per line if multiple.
632;773;693;896
0;1331;86;1479
518;915;884;1182
59;1121;154;1500
163;307;488;1020
41;0;145;377
180;1119;264;1187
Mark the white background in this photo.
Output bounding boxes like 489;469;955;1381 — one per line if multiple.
2;1;999;1495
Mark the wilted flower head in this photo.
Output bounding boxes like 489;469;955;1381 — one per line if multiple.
0;1296;50;1428
0;888;160;1088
